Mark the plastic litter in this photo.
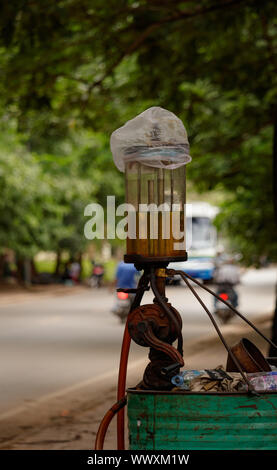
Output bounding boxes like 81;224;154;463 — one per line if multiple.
171;367;277;392
172;368;246;392
247;371;277;392
171;370;204;389
110;106;191;172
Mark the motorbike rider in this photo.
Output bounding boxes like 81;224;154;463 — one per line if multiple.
115;260;139;290
90;260;105;288
213;255;240;308
111;261;140;317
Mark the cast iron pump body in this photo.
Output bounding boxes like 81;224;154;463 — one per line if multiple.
120;265;184;390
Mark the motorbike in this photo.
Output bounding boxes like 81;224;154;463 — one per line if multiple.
111;291;134;323
214;283;238;324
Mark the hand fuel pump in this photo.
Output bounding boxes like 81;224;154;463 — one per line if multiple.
95;107;191;449
94;107;277;450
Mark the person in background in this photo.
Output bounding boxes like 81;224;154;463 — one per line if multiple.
115;261;139;289
62;261;72;284
91;261;105;288
69;260;81;284
111;261;140;318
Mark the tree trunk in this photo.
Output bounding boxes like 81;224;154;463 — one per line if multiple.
77;252;83;282
31;258;37;281
0;254;5;280
269;107;277;356
16;257;24;284
23;259;32;286
55;250;62;277
269;283;277;357
274;106;277;223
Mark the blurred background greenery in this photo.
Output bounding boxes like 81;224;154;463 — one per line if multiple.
0;0;276;283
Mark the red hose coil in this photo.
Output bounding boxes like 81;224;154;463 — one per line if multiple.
94;397;127;450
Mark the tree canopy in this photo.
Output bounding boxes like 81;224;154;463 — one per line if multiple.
0;0;276;266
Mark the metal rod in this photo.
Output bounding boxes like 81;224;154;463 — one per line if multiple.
137;163;141;208
178;273;255;392
148;179;154;255
169;269;277;352
170;169;174;207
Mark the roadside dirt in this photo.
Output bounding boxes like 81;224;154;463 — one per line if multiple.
0;283;88;306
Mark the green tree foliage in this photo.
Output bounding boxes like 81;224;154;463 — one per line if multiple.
0;120;124;265
0;0;276;266
0;122;77;258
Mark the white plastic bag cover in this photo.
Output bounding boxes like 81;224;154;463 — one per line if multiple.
110;106;191;172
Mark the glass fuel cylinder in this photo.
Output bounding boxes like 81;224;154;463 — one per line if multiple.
125;162;186;260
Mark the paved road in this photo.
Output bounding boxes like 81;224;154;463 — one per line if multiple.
0;267;276;415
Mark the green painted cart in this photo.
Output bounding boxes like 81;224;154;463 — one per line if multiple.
128;389;277;450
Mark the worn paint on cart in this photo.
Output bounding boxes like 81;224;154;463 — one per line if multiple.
127;390;277;450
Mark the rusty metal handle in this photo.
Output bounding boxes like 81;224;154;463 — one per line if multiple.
150;268;183;356
139;322;184;367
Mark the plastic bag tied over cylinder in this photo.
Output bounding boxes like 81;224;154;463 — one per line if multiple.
110;107;192;262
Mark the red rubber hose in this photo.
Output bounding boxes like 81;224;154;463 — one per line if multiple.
94;397;127;450
95;273;149;450
117;322;131;449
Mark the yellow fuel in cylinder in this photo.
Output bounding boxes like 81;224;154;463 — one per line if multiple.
125;162;186;260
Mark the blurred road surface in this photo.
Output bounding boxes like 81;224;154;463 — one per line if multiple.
0;267;276;416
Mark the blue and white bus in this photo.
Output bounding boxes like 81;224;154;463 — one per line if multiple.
169;202;219;282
